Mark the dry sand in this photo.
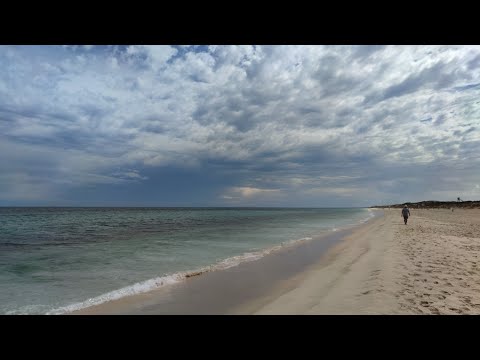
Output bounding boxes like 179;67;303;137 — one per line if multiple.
71;208;480;315
252;208;480;314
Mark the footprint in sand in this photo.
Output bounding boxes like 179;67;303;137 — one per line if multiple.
449;307;462;314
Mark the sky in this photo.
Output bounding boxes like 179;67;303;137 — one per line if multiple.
0;45;479;207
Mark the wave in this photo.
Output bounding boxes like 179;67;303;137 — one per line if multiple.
46;210;378;315
46;236;313;315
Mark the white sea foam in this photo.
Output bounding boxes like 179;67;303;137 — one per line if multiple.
6;304;51;315
46;273;184;314
47;236;314;315
357;208;376;224
46;211;377;315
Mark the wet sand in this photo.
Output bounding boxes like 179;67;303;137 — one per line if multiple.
72;208;480;315
70;214;380;314
254;208;480;314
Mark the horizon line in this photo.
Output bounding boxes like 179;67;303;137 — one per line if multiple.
0;205;369;209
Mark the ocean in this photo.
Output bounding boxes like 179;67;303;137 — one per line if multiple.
0;207;374;314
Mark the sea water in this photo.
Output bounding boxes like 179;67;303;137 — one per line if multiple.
0;207;374;314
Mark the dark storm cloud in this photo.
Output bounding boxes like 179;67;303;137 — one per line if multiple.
1;45;479;206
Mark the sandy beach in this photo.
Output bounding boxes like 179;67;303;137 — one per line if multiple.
253;208;480;314
71;208;480;315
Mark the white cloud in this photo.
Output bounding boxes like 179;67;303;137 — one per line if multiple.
125;45;177;71
1;45;479;204
229;187;280;198
112;170;148;181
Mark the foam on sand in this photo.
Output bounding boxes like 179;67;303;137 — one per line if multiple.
48;236;314;314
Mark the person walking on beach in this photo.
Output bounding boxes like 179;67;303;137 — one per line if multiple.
402;205;410;225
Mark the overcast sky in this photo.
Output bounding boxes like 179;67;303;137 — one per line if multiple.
0;45;479;207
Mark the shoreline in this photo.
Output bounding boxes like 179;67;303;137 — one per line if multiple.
69;208;480;315
253;208;480;314
68;210;380;314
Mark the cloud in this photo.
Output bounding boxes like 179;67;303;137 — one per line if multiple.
219;186;283;206
1;45;479;206
112;170;148;181
304;187;361;197
229;187;280;198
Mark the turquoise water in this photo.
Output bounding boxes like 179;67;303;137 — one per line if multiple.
0;207;373;314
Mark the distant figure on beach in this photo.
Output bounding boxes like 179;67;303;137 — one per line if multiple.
402;205;410;225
